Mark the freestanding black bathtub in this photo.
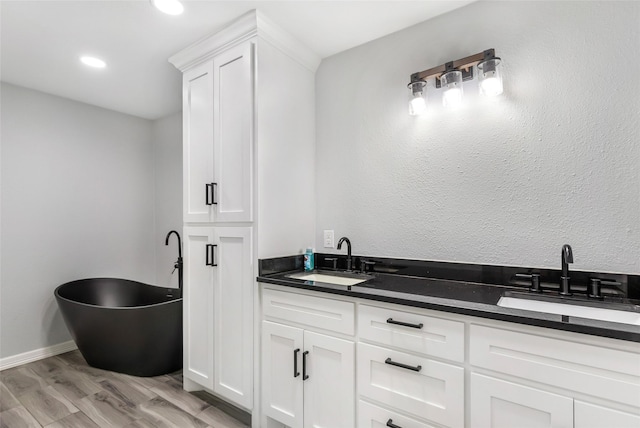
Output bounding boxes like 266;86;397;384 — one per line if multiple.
54;278;182;377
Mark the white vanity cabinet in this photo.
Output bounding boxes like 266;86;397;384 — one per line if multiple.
261;288;355;428
469;323;640;428
259;284;640;428
357;304;465;428
171;10;318;415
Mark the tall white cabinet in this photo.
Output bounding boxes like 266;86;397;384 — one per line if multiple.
170;10;318;416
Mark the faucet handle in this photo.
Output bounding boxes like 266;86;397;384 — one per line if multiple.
359;259;376;273
515;273;542;293
325;257;338;270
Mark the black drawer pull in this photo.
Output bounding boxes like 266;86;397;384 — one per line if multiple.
385;358;422;372
386;318;423;329
302;351;309;380
205;244;218;267
386;419;402;428
293;348;300;378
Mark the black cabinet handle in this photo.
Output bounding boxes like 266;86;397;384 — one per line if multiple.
385;358;421;372
205;183;217;206
302;351;309;380
386;419;402;428
293;348;300;378
205;244;217;266
386;318;423;329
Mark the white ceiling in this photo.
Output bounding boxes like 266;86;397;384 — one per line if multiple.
1;0;473;120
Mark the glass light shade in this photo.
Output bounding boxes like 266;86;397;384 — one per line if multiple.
478;58;503;96
441;70;463;107
408;81;427;116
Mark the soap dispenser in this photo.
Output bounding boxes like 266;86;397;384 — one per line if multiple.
304;248;315;272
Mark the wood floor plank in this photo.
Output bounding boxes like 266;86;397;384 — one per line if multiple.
138;396;209;428
98;377;156;407
196;405;250;428
74;390;140;428
1;368;49;398
43;411;99;428
22;357;67;381
55;351;85;368
148;378;210;416
47;369;103;403
117;372;174;391
0;380;22;411
17;386;78;426
122;419;171;428
0;405;42;428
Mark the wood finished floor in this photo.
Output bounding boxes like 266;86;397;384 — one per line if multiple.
0;350;249;428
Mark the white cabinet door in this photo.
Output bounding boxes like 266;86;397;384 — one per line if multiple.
212;41;253;223
183;226;214;389
183;63;214;223
574;401;640;428
212;226;253;408
470;373;573;428
303;331;355;428
357;342;464;428
262;321;304;428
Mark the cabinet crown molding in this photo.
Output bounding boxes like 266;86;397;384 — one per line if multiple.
169;9;321;73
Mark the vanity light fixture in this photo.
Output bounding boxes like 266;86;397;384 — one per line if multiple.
151;0;184;15
408;49;503;115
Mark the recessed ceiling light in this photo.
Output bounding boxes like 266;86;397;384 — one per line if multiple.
80;56;106;69
151;0;184;15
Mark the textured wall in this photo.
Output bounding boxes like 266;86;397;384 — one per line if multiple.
316;1;640;273
1;83;157;358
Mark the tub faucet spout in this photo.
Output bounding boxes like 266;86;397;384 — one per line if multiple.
165;230;183;290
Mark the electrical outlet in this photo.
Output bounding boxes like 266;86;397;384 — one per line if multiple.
323;230;334;248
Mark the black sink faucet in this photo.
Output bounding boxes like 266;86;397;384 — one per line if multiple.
165;230;183;290
337;237;352;271
559;244;573;296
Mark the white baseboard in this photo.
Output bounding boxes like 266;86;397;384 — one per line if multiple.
0;340;78;371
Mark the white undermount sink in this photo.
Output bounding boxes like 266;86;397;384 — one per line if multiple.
498;294;640;326
287;271;373;286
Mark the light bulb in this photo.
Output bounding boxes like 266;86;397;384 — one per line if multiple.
442;87;463;108
440;70;463;108
151;0;184;15
408;80;427;116
409;95;427;116
478;58;503;97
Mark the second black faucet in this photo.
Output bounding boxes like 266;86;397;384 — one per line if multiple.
337;237;352;271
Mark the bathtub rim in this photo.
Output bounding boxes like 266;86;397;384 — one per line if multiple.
54;277;182;310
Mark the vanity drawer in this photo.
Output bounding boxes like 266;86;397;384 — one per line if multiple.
358;304;464;362
357;342;464;428
469;324;640;407
358;400;439;428
262;288;355;335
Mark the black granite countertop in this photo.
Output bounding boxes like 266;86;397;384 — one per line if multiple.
257;269;640;342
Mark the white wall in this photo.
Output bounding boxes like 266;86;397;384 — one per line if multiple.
152;112;183;288
257;39;316;259
0;83;157;358
316;1;640;274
